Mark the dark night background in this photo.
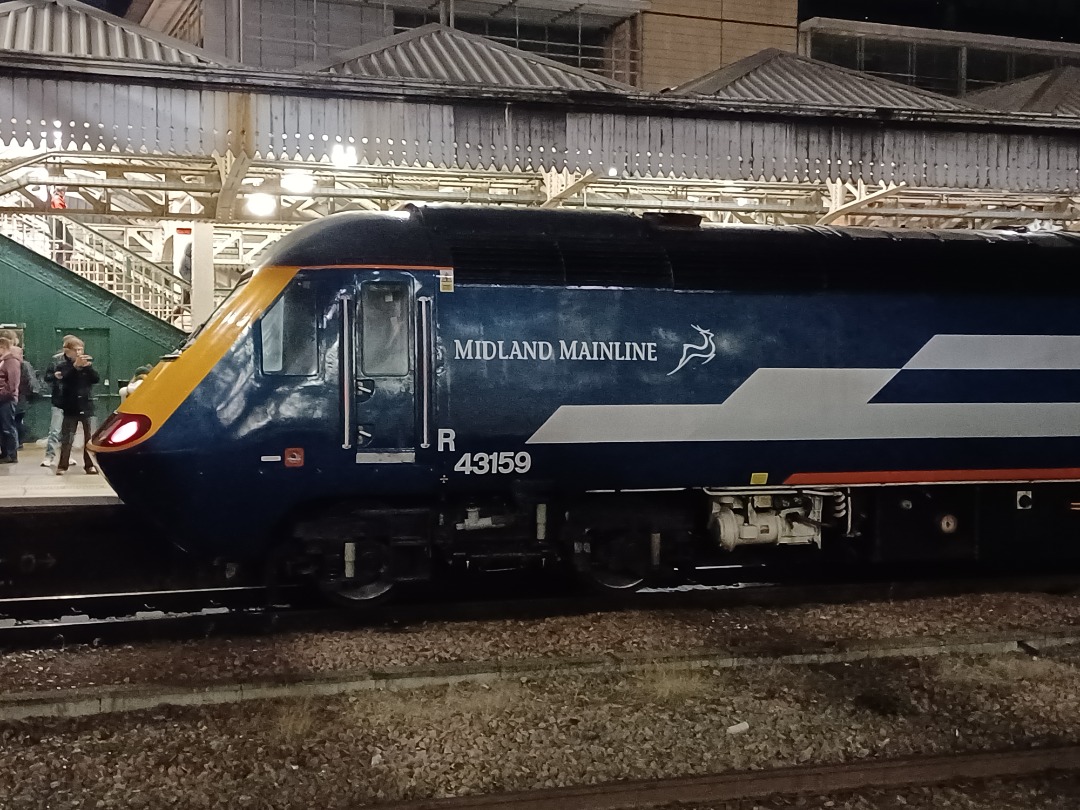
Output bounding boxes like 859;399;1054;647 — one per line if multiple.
82;0;132;14
800;0;1080;43
88;0;1080;45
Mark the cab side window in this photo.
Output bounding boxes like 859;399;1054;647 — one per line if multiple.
361;282;409;376
261;282;317;376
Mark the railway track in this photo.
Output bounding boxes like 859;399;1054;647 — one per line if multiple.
374;747;1080;810
0;586;291;647
0;572;1078;650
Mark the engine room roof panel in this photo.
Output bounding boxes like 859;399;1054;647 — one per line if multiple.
257;208;1080;294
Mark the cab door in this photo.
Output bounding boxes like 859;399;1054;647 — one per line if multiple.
344;275;417;461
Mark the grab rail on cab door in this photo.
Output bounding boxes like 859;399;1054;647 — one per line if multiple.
340;292;354;450
418;296;433;450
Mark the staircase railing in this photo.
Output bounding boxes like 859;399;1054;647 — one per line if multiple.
0;214;190;324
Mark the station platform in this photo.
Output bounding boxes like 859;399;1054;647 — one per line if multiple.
0;444;121;508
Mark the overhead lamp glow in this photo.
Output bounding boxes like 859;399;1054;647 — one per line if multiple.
281;170;315;195
331;144;357;169
245;192;278;217
607;166;619;178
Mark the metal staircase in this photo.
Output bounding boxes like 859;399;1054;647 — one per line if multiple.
0;214;190;326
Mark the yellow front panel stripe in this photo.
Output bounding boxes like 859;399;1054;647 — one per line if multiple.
91;265;300;453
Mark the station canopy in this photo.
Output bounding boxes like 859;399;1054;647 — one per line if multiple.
307;23;633;92
0;0;231;65
2;0;1080;296
669;49;976;112
966;67;1080;116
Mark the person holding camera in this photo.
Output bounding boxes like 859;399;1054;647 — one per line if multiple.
54;336;100;475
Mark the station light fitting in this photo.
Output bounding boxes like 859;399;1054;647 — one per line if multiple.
246;193;278;217
331;144;357;169
281;170;315;195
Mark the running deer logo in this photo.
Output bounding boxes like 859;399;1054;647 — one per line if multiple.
668;325;717;376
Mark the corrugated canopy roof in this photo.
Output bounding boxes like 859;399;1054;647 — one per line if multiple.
0;0;233;65
308;23;634;93
966;67;1080;116
669;49;977;112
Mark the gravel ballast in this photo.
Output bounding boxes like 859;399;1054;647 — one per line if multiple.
4;591;1080;693
3;652;1080;809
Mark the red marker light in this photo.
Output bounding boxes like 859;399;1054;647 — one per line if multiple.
94;413;152;448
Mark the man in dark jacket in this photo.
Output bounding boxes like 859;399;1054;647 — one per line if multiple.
54;336;100;475
0;335;19;464
42;338;73;467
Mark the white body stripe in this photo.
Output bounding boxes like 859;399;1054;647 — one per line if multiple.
527;368;1080;445
904;335;1080;370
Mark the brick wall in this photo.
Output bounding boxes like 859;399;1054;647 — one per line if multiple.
641;0;797;91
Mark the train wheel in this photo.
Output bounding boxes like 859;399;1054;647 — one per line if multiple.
575;527;647;593
320;538;395;606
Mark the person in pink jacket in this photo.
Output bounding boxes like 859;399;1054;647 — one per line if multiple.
0;335;20;464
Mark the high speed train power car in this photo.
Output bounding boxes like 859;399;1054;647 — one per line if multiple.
91;207;1080;603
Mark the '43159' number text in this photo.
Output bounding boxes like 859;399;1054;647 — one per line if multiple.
453;452;532;475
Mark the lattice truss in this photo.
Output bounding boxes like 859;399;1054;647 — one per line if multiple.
2;148;1079;274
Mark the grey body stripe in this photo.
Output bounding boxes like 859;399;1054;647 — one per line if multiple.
526;368;1080;445
904;335;1080;370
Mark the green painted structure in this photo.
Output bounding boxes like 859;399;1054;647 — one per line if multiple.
0;235;185;441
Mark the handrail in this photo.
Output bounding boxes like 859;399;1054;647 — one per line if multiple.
418;296;433;450
0;214;189;324
60;214;190;294
339;292;354;450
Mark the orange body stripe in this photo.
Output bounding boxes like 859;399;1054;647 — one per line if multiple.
301;264;452;271
785;468;1080;485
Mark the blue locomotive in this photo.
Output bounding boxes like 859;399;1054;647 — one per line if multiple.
90;207;1080;603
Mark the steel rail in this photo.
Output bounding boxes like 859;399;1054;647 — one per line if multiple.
374;747;1080;810
0;573;1077;651
0;586;274;620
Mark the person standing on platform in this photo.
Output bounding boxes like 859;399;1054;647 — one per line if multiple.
0;329;30;451
0;330;23;366
41;336;74;467
15;353;36;451
0;335;20;464
54;336;99;476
